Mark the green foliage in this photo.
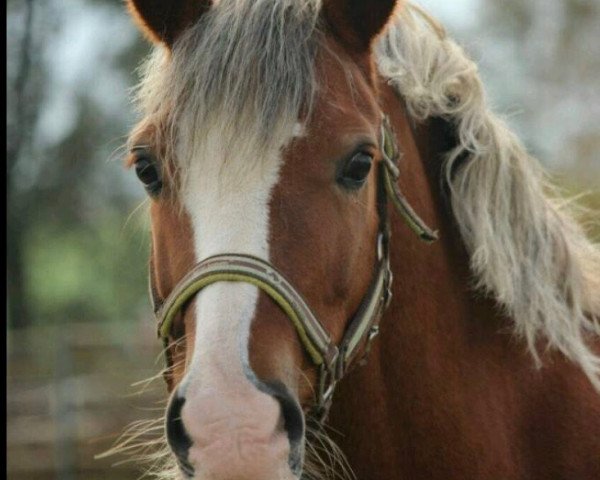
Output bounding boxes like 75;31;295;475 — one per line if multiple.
7;0;150;329
25;211;150;325
556;177;600;242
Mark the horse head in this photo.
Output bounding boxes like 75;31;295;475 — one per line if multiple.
123;1;600;479
126;0;421;478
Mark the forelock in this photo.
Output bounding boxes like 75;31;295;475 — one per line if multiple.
134;0;323;173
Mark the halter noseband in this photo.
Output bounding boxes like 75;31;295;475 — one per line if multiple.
151;115;438;422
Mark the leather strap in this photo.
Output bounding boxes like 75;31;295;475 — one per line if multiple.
380;116;439;243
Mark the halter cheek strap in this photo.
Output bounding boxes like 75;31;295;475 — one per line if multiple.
152;115;437;422
380;115;439;243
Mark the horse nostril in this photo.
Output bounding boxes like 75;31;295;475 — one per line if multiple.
165;392;194;477
260;381;306;476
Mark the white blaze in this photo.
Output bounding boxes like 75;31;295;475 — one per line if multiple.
179;127;285;393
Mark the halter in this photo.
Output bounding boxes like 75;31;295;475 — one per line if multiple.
151;115;438;422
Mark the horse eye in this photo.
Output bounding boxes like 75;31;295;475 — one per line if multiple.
133;152;162;196
337;152;373;190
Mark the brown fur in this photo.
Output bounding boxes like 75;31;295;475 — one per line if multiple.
327;84;600;479
251;38;382;403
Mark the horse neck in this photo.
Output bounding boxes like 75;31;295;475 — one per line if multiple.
372;83;499;392
325;84;600;480
326;85;508;477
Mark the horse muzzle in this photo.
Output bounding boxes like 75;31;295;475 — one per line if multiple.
165;379;305;480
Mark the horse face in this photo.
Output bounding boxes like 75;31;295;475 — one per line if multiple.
126;1;400;478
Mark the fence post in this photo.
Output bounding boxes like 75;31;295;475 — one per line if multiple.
54;331;76;480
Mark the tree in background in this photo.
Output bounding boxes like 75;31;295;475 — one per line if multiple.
8;0;38;329
7;0;151;329
477;0;599;181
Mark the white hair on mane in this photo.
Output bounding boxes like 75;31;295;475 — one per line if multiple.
132;0;322;188
376;4;600;390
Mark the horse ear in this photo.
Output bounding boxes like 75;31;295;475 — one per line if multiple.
126;0;211;46
323;0;402;51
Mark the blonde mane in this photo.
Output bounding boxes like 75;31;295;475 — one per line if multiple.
376;4;600;389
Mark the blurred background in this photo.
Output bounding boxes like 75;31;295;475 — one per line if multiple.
6;0;599;478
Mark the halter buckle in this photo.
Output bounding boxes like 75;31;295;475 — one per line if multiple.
380;117;401;179
385;271;393;312
378;228;393;310
314;362;338;423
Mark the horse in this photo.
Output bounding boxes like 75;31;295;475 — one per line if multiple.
121;1;600;479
